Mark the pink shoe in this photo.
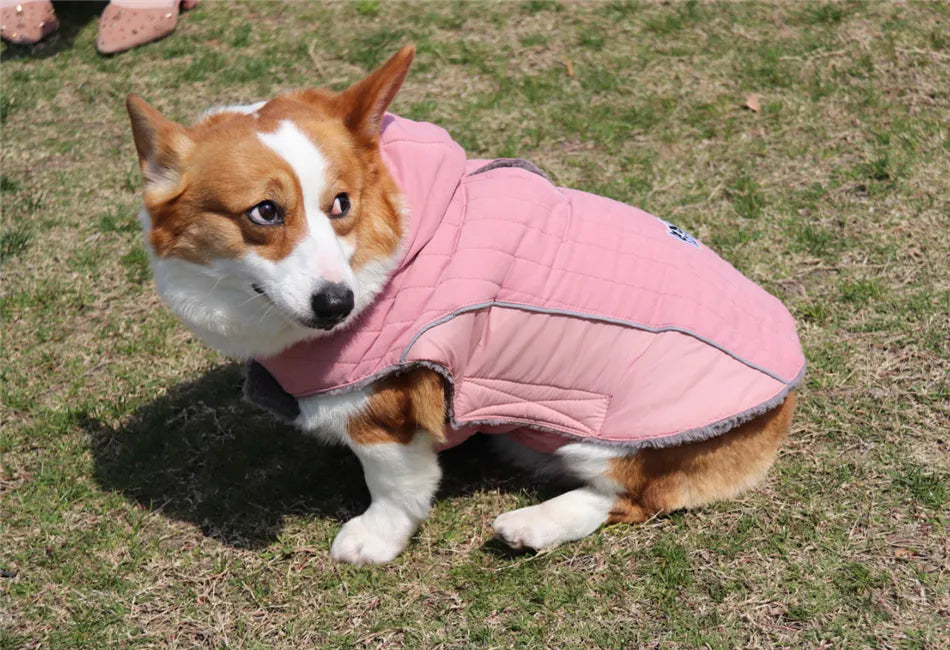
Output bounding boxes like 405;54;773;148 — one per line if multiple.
96;0;198;55
0;0;58;45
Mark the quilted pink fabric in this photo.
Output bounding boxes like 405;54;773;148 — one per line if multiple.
258;115;805;451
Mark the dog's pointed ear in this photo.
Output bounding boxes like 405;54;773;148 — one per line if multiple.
338;44;414;143
126;94;194;187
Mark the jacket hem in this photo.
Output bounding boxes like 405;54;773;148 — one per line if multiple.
243;358;806;452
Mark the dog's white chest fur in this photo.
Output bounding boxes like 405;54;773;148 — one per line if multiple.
294;389;370;445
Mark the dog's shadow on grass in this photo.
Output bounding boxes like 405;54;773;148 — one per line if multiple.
86;364;547;550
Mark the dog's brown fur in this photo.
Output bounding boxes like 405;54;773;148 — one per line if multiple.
606;392;796;523
347;369;447;445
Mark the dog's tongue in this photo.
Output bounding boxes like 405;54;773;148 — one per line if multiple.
378;114;468;271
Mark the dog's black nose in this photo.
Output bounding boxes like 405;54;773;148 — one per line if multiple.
310;283;354;329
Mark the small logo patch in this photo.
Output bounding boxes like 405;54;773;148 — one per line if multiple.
661;220;699;248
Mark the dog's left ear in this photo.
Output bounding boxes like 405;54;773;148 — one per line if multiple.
339;44;415;143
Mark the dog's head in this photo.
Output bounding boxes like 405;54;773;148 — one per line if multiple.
126;46;414;359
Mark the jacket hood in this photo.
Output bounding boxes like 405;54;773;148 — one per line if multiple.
378;114;468;271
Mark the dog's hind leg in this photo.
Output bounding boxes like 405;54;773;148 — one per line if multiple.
492;485;618;550
492;442;627;550
492;393;797;550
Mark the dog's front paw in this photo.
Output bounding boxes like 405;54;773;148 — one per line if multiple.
330;515;407;565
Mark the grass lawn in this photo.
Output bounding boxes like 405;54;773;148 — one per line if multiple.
2;1;948;647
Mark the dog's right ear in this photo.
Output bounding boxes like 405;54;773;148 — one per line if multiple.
126;94;193;188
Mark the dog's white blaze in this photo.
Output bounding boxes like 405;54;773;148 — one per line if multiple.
257;120;355;285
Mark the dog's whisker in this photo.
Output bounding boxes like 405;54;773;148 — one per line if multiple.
237;293;269;309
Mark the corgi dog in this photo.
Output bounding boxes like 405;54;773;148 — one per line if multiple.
126;45;804;564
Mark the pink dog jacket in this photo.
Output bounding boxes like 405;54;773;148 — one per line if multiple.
254;115;805;452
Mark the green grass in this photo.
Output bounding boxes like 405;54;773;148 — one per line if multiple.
2;2;948;648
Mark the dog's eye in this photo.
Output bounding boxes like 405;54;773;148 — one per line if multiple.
247;200;283;226
329;193;350;218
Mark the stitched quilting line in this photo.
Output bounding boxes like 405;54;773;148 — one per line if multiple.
455;410;599;437
407;286;778;368
462;375;614;400
458;211;657;250
452;235;761;323
452;414;598;438
421;250;779;336
457;388;609;423
462;178;657;234
460;186;734;283
459;377;611;406
453;386;608;436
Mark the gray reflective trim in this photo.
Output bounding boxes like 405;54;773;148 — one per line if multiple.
400;301;800;385
469;158;551;182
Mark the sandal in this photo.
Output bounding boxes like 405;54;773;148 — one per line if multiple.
97;0;198;55
0;0;59;46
